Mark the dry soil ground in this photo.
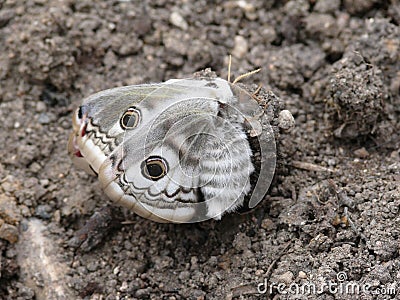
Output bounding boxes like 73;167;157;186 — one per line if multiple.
0;1;399;299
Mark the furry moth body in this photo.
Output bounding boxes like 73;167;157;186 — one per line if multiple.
68;76;275;223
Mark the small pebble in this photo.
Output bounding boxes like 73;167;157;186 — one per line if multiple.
314;0;340;13
35;101;47;112
236;0;255;13
275;271;294;284
298;271;307;279
113;266;120;275
119;281;129;292
35;205;53;220
29;162;42;173
255;269;264;276
327;158;336;166
232;35;248;59
135;288;153;298
278;110;295;131
261;218;274;230
38;113;51;124
178;270;190;281
169;11;188;30
354;147;369;158
39;179;49;187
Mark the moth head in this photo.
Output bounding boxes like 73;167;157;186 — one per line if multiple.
67;105;98;175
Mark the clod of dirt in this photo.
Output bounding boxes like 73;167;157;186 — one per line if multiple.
0;221;18;244
328;51;385;138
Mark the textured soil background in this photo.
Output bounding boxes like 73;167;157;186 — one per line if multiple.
0;0;399;299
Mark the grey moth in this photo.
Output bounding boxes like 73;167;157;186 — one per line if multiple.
68;73;276;223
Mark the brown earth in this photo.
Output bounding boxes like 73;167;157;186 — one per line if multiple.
0;1;399;299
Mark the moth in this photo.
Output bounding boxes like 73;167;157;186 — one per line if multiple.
68;71;276;223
